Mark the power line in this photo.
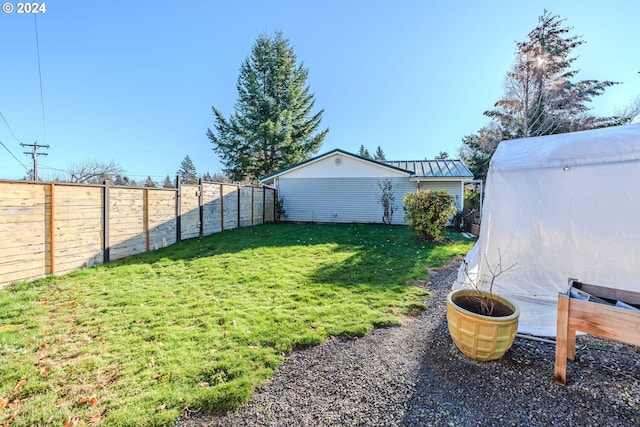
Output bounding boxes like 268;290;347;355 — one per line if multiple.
0;112;21;144
0;112;31;174
37;163;68;173
34;15;48;144
0;139;30;172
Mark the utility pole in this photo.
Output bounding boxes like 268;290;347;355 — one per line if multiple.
21;141;49;181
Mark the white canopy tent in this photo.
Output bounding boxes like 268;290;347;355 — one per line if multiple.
454;124;640;337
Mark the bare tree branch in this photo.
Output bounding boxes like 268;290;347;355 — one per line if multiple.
66;160;124;184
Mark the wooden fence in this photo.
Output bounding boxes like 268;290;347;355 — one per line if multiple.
0;180;276;287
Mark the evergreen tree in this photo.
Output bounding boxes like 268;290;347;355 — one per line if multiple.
374;146;386;161
144;176;157;188
462;10;620;181
177;155;198;184
208;32;328;181
112;175;131;186
163;174;175;189
358;145;372;159
434;151;450;160
459;125;503;181
485;10;619;139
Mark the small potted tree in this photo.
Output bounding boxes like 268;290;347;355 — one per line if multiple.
446;251;520;361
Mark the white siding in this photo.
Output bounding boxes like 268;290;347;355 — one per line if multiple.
282;152;409;179
418;181;464;211
277;178;465;225
279;177;416;224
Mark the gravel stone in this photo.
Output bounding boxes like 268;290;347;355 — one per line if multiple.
176;263;640;426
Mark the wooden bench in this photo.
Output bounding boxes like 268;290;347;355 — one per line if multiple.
554;279;640;386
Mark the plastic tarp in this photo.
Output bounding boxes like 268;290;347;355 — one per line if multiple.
453;124;640;337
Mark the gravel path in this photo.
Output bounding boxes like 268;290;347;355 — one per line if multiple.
177;263;640;427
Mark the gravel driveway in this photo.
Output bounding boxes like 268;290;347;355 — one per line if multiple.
176;263;640;426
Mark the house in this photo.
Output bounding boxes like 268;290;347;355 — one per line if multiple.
259;149;474;224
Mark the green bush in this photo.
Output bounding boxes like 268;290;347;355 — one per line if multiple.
403;190;456;241
464;188;481;210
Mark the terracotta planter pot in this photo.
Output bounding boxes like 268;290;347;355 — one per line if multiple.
446;289;520;361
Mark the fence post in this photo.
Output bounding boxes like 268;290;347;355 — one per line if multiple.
103;181;110;263
251;187;255;226
220;183;224;232
237;185;241;228
262;187;266;225
176;175;181;243
199;178;204;237
49;183;55;274
145;188;150;252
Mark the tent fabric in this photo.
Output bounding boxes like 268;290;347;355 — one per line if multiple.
453;124;640;337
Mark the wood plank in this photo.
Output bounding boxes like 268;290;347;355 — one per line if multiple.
54;204;103;214
0;244;47;258
1;219;47;229
556;284;640;386
54;234;103;246
0;183;46;199
110;243;147;260
567;299;640;346
0;250;48;265
55;252;104;270
0;207;46;218
0;235;47;250
0;253;47;268
0;263;47;280
578;282;640;305
108;217;145;227
51;219;103;230
148;221;176;232
148;236;176;250
0;213;47;224
0;269;47;287
265;189;275;222
55;249;103;263
554;293;570;385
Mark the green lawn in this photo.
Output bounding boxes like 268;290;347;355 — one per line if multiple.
0;223;473;426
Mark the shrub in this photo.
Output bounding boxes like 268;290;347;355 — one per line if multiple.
464;188;481;210
275;194;286;220
403;190;456;241
377;178;397;225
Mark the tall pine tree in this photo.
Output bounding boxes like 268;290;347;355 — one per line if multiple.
462;10;620;181
177;155;198;184
208;32;328;181
374;146;386;161
358;145;372;159
163;175;175;189
485;10;619;139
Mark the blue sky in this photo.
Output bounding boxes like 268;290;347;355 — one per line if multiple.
1;1;639;182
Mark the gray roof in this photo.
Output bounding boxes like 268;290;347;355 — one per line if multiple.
385;160;473;178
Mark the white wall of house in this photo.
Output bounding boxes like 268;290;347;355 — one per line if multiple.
266;150;470;225
277;176;416;224
283;153;409;179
